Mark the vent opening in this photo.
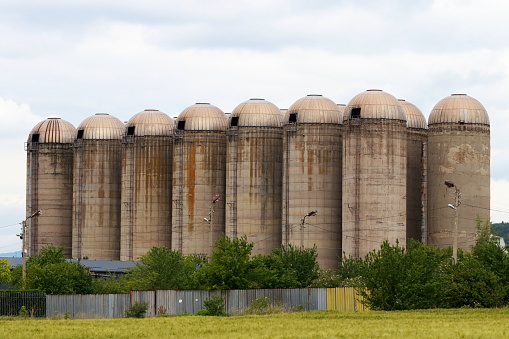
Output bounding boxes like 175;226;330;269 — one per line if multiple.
351;108;361;119
31;134;40;143
177;120;186;130
77;130;84;139
127;126;135;136
230;116;239;127
289;112;298;123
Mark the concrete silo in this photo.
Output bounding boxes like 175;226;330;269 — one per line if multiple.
342;90;407;258
72;113;124;260
26;118;76;257
399;99;428;243
226;98;283;256
427;94;490;251
172;103;227;257
120;109;174;261
282;94;343;269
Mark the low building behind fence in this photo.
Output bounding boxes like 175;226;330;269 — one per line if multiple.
0;291;46;317
45;287;367;318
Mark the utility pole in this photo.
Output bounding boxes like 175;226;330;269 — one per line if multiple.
445;181;461;263
18;210;42;289
300;210;318;248
205;195;220;256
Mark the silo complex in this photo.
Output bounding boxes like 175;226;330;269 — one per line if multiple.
72;113;124;260
427;94;490;250
342;90;408;258
26;118;76;257
282;95;343;269
172;103;227;257
120;110;174;261
226;99;283;255
400;100;428;242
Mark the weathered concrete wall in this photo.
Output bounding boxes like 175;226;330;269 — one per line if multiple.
121;136;173;261
406;129;427;242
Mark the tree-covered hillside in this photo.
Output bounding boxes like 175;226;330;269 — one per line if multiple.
491;222;509;243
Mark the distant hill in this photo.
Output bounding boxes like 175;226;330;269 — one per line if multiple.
491;223;509;244
0;251;21;257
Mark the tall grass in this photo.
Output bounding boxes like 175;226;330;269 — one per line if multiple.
3;309;509;338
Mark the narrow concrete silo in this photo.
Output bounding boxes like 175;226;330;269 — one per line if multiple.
72;113;124;260
282;94;343;269
26;118;76;257
226;98;283;256
399;99;428;243
342;90;408;258
427;94;490;250
120;109;174;261
172;103;227;257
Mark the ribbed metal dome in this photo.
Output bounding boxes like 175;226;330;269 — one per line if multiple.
230;99;283;127
398;100;427;129
28;118;77;143
126;109;174;136
345;89;407;121
428;94;490;126
286;94;343;124
76;113;125;140
176;103;227;131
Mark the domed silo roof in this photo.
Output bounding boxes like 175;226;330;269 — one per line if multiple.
176;103;227;131
428;94;490;126
230;98;282;127
285;94;343;124
126;109;175;136
76;113;125;140
345;89;407;121
398;100;427;129
28;117;77;143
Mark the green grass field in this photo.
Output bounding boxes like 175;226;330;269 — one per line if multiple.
2;309;509;338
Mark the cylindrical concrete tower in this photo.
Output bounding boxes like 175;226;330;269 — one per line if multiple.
399;99;428;243
26;118;76;257
342;89;408;258
282;94;343;269
172;103;227;257
72;113;124;260
120;109;174;261
427;94;490;250
226;98;284;256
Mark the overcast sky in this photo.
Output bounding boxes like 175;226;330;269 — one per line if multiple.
1;0;508;253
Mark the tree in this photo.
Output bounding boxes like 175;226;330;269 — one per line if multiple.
11;245;93;294
0;259;12;284
197;236;254;290
123;247;205;290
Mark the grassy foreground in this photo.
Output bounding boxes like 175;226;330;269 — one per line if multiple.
2;309;509;338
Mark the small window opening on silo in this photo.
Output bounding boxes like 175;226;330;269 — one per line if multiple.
351;108;361;119
31;133;40;143
289;113;298;123
230;116;239;127
459;120;465;124
177;120;186;130
77;130;84;139
127;126;135;135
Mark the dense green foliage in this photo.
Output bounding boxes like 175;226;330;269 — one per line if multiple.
339;221;509;310
197;295;229;316
11;245;92;294
125;301;149;318
491;222;509;243
0;259;11;283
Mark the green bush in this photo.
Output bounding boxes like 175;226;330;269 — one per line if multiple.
126;301;149;318
198;295;229;316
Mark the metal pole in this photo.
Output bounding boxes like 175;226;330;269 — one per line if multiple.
21;220;27;289
300;216;306;248
452;188;459;263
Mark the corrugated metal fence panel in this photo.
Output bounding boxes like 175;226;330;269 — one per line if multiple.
46;294;129;318
155;290;177;315
326;287;369;312
131;290;156;317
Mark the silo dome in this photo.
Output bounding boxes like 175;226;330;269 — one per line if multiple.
285;94;343;124
76;113;124;140
345;89;407;121
398;100;427;129
230;98;282;127
428;94;490;125
176;103;227;131
126;109;174;136
28;117;77;143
